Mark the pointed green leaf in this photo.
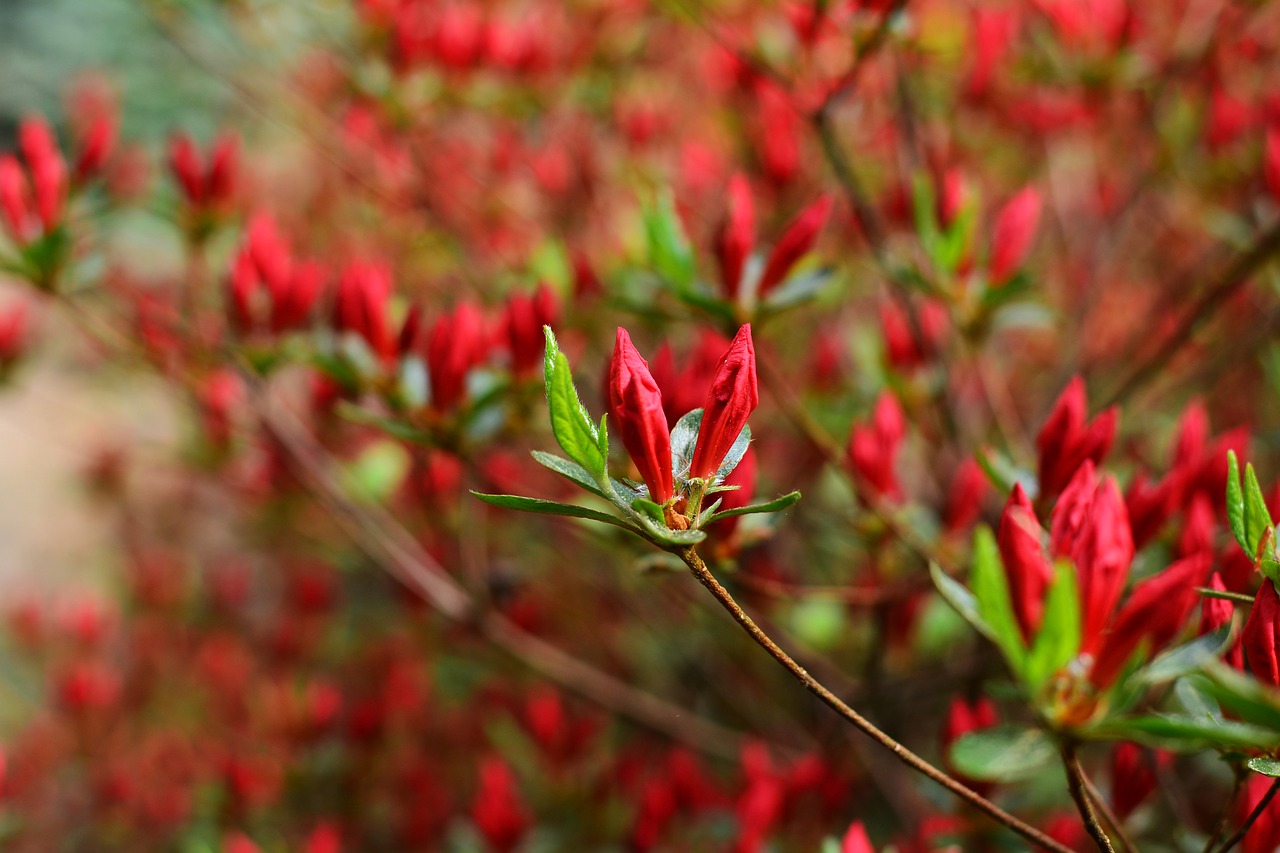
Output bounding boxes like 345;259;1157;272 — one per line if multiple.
644;190;696;291
1245;462;1275;561
1227;451;1247;553
543;327;606;478
704;491;801;523
1025;560;1080;690
1139;626;1232;685
1249;757;1280;777
1088;713;1280;752
969;525;1027;673
530;451;608;500
1199;661;1280;733
930;561;995;640
949;726;1057;783
471;492;633;529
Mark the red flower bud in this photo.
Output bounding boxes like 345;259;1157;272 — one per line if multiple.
988;186;1041;286
471;758;529;853
1109;743;1168;820
1201;572;1244;669
1091;554;1208;689
1074;476;1134;654
0;155;31;242
1036;376;1117;499
501;283;558;375
716;174;755;298
757;195;832;296
842;821;874;853
998;484;1053;641
427;302;487;410
75;114;116;182
1050;460;1098;558
1265;128;1280;205
206;133;240;208
848;392;906;501
20;119;66;232
690;325;757;481
1245;579;1280;688
609;328;674;504
943;457;989;535
168;133;206;205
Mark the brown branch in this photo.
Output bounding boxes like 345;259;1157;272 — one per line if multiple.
1082;764;1139;853
253;380;756;761
1061;742;1116;853
1203;766;1246;853
676;545;1075;853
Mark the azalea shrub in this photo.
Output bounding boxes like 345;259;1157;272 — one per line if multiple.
4;0;1280;851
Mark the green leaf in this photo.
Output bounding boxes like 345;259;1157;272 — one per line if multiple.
1198;661;1280;733
1025;560;1080;690
1249;757;1280;777
633;514;707;547
543;327;606;478
1174;677;1222;721
644;190;696;291
704;491;802;523
1088;714;1280;752
530;450;609;500
1138;627;1232;685
1228;451;1246;553
1245;461;1275;561
471;492;632;529
969;525;1027;674
949;726;1057;783
759;267;834;312
930;561;995;640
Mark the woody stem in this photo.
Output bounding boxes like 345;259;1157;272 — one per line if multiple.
676;546;1075;853
1061;741;1117;853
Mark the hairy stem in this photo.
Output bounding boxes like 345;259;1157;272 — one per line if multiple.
677;546;1074;853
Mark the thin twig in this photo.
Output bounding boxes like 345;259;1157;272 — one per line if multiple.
1082;767;1140;853
1061;741;1117;853
676;546;1075;853
1216;777;1280;853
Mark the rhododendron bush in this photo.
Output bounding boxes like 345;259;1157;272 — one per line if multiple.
5;0;1280;850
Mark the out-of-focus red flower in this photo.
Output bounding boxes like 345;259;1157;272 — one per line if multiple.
500;283;557;375
988;187;1041;286
943;457;989;535
427;302;488;410
757;196;832;296
1090;554;1208;689
847;393;906;501
998;483;1053;641
1200;572;1244;669
1036;377;1117;499
471;758;529;853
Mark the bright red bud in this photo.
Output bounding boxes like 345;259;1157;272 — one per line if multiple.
427;302;487;410
610;328;674;504
841;821;875;853
0;155;32;242
690;325;757;481
1036;376;1116;499
1244;579;1280;688
988;186;1042;286
847;393;906;501
998;484;1053;641
1201;572;1244;669
757;195;832;296
1090;553;1208;689
1074;476;1134;654
716;174;755;298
